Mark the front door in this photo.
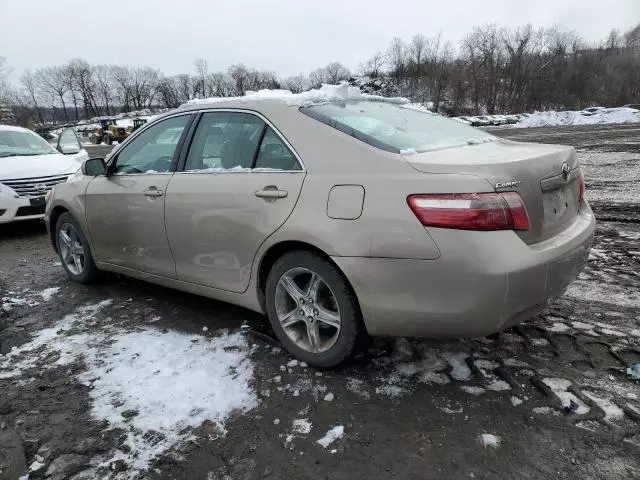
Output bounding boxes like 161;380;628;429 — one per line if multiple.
165;111;305;292
85;114;192;277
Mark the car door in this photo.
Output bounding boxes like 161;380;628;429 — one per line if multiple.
85;113;193;277
56;128;89;163
164;111;305;293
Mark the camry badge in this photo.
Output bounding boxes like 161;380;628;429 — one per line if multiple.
495;180;521;190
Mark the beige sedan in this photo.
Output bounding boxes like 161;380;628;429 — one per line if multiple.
45;90;595;367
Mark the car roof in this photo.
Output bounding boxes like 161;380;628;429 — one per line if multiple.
0;124;32;133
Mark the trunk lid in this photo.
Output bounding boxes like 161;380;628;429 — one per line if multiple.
402;139;581;244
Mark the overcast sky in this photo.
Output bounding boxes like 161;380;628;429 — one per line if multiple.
1;0;639;81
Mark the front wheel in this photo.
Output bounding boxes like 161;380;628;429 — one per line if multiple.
55;212;98;284
265;251;366;368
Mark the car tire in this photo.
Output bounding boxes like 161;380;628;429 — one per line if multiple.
265;250;366;368
103;135;112;145
55;212;98;284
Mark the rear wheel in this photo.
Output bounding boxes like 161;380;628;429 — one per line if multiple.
265;251;365;368
103;134;112;145
55;212;98;284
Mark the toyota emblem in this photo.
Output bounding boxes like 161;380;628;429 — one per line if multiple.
561;162;570;181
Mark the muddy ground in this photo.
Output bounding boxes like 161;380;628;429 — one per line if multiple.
1;124;639;480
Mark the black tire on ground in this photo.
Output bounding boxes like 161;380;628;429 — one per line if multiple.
55;212;99;284
90;135;99;145
103;135;112;145
265;250;366;368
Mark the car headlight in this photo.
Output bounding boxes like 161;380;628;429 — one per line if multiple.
66;168;83;183
0;183;18;199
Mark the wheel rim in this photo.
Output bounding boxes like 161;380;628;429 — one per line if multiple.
275;267;341;354
58;223;85;276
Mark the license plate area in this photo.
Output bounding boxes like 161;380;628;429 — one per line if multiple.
29;196;46;207
542;181;579;235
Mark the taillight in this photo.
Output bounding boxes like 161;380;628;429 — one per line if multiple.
407;192;530;231
578;171;585;202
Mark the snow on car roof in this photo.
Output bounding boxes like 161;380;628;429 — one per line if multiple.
0;124;31;133
181;83;409;109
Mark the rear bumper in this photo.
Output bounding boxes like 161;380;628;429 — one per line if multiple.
333;202;595;338
0;195;46;224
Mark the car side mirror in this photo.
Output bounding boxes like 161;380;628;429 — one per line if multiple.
60;144;81;155
82;158;107;176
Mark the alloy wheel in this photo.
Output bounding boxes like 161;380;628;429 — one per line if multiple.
58;223;85;276
275;267;341;353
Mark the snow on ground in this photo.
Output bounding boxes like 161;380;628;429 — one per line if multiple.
0;301;257;475
582;391;625;421
516;108;640;128
542;378;590;414
184;82;408;108
564;280;640;308
577;151;640;204
479;433;501;448
316;426;344;448
39;287;60;301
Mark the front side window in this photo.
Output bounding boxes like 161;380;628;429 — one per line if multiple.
185;112;265;171
0;129;59;158
185;112;301;172
300;101;496;154
113;115;189;174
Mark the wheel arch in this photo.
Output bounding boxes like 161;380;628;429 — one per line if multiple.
49;205;70;251
256;240;365;329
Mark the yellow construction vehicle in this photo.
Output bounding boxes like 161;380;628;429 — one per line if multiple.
89;118;130;145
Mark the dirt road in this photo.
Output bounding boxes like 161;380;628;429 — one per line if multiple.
2;124;639;480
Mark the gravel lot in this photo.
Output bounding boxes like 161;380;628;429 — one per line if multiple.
2;124;639;480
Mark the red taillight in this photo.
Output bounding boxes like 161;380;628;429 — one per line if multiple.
407;192;530;231
578;171;585;202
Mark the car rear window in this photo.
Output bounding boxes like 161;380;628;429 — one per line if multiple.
300;101;496;154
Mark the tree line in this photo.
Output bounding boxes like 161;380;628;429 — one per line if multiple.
0;21;639;127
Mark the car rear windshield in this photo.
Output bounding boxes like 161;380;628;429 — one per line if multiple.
300;101;496;154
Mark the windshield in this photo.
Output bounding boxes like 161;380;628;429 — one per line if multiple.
300;101;496;154
0;129;59;158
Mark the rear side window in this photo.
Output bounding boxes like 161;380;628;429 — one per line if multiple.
300;101;496;154
254;127;301;171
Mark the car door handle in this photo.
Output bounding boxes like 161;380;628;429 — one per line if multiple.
143;188;164;197
255;188;288;199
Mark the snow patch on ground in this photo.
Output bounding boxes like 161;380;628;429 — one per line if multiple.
317;426;344;448
542;378;590;414
479;434;501;448
582;391;625;421
546;322;570;332
40;287;60;301
565;281;640;308
443;352;471;381
0;300;257;474
515;107;640;128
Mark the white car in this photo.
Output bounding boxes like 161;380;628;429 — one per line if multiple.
0;125;88;224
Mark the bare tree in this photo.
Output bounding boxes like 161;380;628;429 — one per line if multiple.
361;52;385;78
34;66;70;122
324;62;350;84
194;58;208;97
20;70;44;124
386;37;408;88
282;74;308;93
0;57;11;104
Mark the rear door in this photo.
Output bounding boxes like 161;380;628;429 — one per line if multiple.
85;114;192;276
165;110;305;293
